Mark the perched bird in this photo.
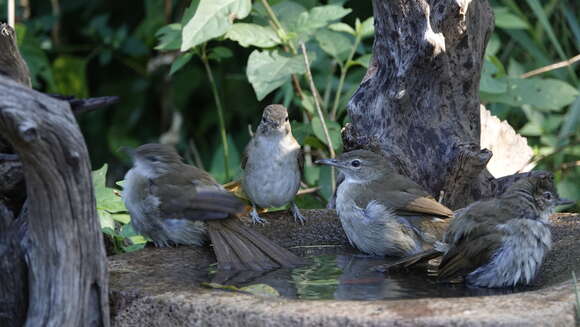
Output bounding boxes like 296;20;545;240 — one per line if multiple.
379;172;573;288
316;150;453;257
242;104;304;224
121;143;303;271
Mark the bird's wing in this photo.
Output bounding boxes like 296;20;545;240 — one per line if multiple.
297;148;304;175
437;227;503;281
153;166;244;221
356;174;453;218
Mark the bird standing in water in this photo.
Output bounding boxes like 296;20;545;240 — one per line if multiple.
316;150;454;257
377;172;573;288
121;143;303;271
242;104;305;224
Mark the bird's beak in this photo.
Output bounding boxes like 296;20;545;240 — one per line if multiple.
315;158;342;167
556;197;575;207
118;146;136;158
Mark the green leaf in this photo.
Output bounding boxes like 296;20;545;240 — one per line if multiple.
525;0;568;63
484;33;500;57
293;5;352;41
225;23;281;48
299;92;316;114
208;46;233;61
482;78;579;111
303;164;320;185
209;134;241;183
246;50;305;101
493;7;529;29
358;17;374;38
98;209;115;230
350;54;372;68
479;58;507;94
93;164;127;213
155;23;182;51
557;178;580;207
315;29;352;62
181;0;252;51
169;52;193;75
49;56;88;98
328;22;355;35
291;121;311;144
311;117;342;150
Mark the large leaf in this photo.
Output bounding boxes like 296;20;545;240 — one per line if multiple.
559;96;580;140
92;165;131;230
293;5;352;41
358;17;374;39
311;117;342;150
482;78;578;111
226;23;280;48
315;29;352;62
181;0;252;51
480;58;507;94
246;50;305;101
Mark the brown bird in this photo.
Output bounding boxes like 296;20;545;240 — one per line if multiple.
316;150;453;257
378;172;573;288
121;143;303;271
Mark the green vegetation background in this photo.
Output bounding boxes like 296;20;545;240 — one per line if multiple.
1;0;578;252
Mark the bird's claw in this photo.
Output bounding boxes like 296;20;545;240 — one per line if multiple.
250;207;267;225
291;202;306;225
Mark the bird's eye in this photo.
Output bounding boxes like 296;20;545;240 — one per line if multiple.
543;192;553;200
351;159;361;168
146;156;158;162
285;116;289;122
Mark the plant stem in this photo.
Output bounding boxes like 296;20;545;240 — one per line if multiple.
300;42;336;193
261;0;297;54
331;34;361;120
201;44;230;180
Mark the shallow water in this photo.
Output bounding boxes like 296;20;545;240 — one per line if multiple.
207;246;524;300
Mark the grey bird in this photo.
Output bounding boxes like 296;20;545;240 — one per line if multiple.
316;150;454;257
121;143;303;271
242;104;305;224
379;172;574;288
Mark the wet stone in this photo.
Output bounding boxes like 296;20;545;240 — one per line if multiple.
109;210;580;326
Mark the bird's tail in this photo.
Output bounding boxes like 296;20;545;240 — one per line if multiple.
373;248;444;272
207;218;304;271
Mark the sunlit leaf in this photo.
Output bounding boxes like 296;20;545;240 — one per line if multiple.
226;23;281;48
358;17;374;38
328;22;355;35
246;50;305;101
480;58;507;94
181;0;252;51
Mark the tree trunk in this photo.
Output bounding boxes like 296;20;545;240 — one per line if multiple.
0;76;110;326
344;0;538;209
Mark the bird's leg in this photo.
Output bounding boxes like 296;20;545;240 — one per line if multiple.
249;204;267;224
290;201;306;224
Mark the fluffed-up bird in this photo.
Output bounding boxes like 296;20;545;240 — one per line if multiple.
121;143;303;271
377;172;573;288
242;104;305;224
316;149;454;257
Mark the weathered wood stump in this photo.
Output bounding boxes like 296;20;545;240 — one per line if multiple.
343;0;542;209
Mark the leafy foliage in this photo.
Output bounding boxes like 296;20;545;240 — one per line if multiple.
92;165;146;253
5;0;577;254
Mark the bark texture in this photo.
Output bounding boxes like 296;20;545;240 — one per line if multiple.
0;75;110;326
344;0;509;209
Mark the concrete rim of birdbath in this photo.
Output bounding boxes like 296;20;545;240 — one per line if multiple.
109;210;580;327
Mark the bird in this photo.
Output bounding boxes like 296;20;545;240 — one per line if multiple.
378;172;573;288
241;104;305;224
121;143;303;271
316;149;454;257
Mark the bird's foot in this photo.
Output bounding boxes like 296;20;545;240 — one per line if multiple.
250;206;267;225
290;202;306;225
